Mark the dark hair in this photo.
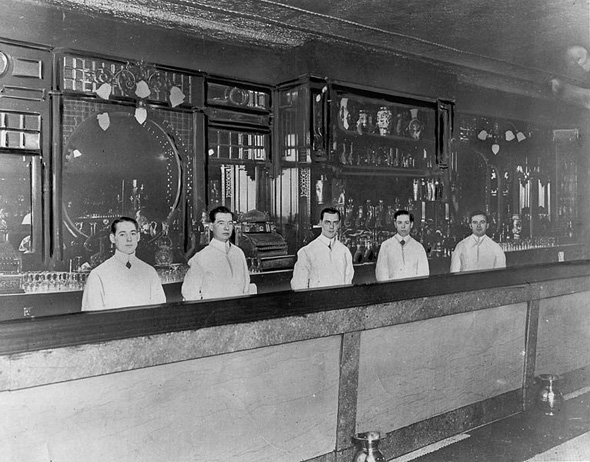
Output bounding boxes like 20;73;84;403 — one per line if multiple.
320;207;341;221
209;206;234;223
393;209;414;222
111;216;139;234
470;210;488;222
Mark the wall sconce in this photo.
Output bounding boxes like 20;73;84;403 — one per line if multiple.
477;130;489;141
504;123;527;142
91;60;186;126
476;128;501;153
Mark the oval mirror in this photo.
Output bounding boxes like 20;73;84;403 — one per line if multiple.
62;111;182;266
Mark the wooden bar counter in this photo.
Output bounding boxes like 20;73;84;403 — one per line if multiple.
0;261;590;462
1;259;590;461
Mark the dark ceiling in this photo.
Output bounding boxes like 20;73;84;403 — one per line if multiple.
16;0;590;84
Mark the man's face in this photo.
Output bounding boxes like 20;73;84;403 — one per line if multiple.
320;212;340;239
470;214;488;238
211;212;234;243
110;220;139;255
394;214;413;237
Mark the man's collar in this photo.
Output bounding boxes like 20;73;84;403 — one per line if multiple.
114;249;135;263
471;234;487;243
210;238;231;251
318;234;334;246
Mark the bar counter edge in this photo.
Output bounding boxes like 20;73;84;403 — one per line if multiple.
1;260;588;356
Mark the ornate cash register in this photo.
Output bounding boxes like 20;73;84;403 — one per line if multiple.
236;210;295;272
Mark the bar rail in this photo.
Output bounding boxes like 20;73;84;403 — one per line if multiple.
2;260;589;356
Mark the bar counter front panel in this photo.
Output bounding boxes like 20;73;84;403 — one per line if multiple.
2;261;590;461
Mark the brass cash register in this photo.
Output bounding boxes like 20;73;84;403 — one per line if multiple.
236;210;295;272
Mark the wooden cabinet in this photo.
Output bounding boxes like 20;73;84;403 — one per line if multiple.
0;40;50;269
276;76;454;260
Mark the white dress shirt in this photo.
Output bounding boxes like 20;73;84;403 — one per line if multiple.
450;234;506;273
182;238;251;300
375;234;429;281
290;235;354;290
81;250;166;311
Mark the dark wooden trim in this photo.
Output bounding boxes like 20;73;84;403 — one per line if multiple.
335;331;361;453
1;260;589;356
523;299;540;409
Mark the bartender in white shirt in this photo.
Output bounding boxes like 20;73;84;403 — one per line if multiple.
81;216;166;311
450;210;506;273
182;206;254;300
375;210;429;281
290;207;354;290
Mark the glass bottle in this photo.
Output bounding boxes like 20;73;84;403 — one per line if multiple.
376;107;393;136
155;223;173;267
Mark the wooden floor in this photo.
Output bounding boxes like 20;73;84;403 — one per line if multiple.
394;389;590;462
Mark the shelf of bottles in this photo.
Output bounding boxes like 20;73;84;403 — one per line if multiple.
329;90;437;171
321;88;449;262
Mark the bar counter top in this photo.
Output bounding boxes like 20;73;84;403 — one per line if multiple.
1;257;590;356
1;242;585;322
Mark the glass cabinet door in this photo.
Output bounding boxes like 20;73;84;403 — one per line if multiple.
207;127;270;214
204;79;273;217
325;86;450;261
0;154;42;272
275;78;326;251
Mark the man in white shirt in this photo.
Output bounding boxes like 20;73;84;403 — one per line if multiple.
81;217;166;311
450;210;506;273
291;207;354;290
375;210;429;281
182;206;253;300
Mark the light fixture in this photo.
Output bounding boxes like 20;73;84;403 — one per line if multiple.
477;129;489;141
504;123;526;142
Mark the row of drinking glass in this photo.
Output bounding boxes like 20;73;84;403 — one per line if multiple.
498;237;559;252
21;271;89;293
155;264;188;284
23;264;193;292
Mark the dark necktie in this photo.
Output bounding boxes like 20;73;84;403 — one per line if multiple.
126;260;132;269
400;239;406;246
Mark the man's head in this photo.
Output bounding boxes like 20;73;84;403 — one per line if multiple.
209;206;235;243
110;216;140;255
469;210;489;238
319;207;341;240
393;210;414;238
